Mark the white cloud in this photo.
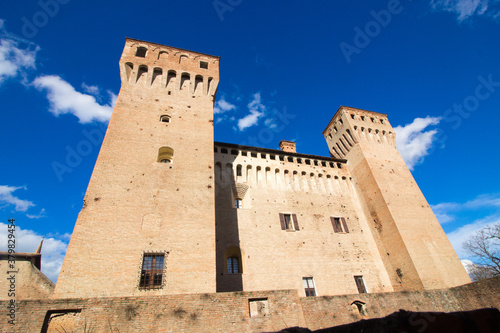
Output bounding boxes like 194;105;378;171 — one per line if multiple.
430;0;494;21
394;116;441;170
33;75;116;123
0;222;68;282
26;208;47;219
0;185;34;212
447;215;500;258
0;24;38;84
81;82;100;97
214;96;236;114
237;92;266;131
432;193;500;224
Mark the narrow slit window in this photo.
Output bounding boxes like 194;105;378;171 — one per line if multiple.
354;276;367;293
235;198;242;209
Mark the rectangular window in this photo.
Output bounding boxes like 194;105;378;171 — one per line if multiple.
331;217;349;233
302;277;316;296
139;253;165;289
279;213;299;231
200;61;208;69
227;257;239;274
354;275;367;293
235;199;242;209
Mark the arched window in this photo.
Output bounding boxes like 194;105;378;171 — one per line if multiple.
160;115;171;123
152;67;162;85
195;75;204;93
137;65;148;83
180;73;190;90
225;246;242;274
125;62;133;81
135;47;147;57
157;146;174;164
158;51;168;60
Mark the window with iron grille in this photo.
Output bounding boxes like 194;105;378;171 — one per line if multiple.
302;277;316;296
139;254;164;289
227;257;239;274
354;275;367;293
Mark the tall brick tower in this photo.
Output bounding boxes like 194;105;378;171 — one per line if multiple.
54;38;219;298
323;106;470;291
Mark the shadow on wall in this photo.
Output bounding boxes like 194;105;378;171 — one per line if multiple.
265;308;500;333
215;151;243;292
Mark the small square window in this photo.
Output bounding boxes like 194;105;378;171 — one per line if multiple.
135;47;147;58
139;254;165;289
302;277;316;296
200;61;208;69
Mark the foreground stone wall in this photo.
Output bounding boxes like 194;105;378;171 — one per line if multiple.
1;277;498;332
302;276;500;330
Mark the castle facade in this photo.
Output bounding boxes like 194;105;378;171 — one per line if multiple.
53;38;470;299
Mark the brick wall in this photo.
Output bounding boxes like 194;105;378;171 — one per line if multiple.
301;276;500;330
1;277;498;332
1;290;305;333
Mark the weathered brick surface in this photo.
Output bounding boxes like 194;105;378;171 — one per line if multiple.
214;144;393;296
301;276;500;330
323;107;471;290
54;38;220;298
0;258;54;300
1;290;306;332
0;278;498;332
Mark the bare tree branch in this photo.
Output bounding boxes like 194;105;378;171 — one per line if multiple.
462;223;500;280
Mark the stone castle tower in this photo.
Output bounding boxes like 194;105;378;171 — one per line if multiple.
54;39;469;299
323;107;469;291
54;38;220;297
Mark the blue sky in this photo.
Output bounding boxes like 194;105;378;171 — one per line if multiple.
0;0;499;282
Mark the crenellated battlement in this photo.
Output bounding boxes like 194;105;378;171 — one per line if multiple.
323;106;396;159
119;38;219;98
214;142;352;196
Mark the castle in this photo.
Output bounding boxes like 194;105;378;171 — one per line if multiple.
53;37;469;298
3;38;497;333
